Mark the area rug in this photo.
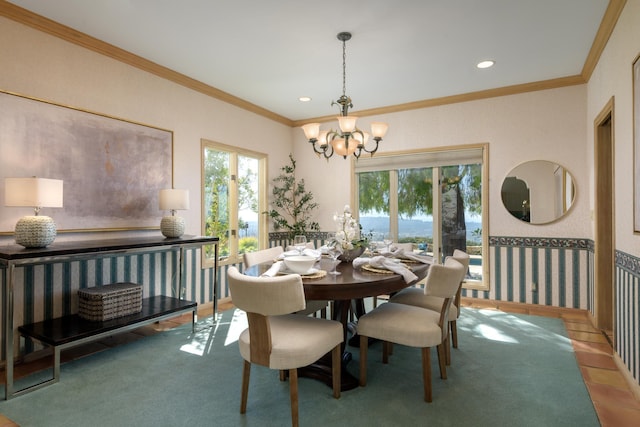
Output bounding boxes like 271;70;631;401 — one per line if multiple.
0;307;599;426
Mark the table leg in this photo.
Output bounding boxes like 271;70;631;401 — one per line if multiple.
296;299;359;391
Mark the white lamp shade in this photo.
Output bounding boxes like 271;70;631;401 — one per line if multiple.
5;177;63;208
159;189;189;211
337;115;357;133
317;130;329;147
370;122;389;139
302;123;320;140
353;131;370;147
331;138;358;157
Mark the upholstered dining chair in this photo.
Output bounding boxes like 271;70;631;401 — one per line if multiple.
357;257;465;402
388;249;470;364
243;246;328;317
227;266;343;427
243;245;285;268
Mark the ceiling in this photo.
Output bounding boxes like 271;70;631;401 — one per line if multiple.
4;0;615;124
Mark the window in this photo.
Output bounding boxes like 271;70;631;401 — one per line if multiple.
201;140;267;267
354;144;489;290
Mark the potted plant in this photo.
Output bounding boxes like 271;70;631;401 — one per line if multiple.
265;154;320;240
329;204;369;262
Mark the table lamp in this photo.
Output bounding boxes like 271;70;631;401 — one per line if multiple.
4;177;64;248
159;188;189;238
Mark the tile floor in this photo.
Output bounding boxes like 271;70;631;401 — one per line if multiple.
1;299;639;426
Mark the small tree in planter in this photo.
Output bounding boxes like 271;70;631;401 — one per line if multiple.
265;154;320;240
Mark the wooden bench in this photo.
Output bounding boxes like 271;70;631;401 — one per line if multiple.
15;295;197;397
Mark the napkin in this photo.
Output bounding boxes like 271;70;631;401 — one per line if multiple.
279;248;321;260
261;261;283;277
390;248;433;264
353;256;418;283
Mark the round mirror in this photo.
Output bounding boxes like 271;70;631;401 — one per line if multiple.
501;160;576;224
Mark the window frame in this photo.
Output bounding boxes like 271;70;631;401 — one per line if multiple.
201;139;268;268
351;143;490;291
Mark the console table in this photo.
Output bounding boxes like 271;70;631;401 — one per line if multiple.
1;235;218;399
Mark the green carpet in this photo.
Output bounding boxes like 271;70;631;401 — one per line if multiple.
0;307;599;426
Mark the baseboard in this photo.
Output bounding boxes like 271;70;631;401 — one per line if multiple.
613;352;640;400
460;297;591;317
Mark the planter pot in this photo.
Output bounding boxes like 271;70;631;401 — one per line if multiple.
338;247;365;263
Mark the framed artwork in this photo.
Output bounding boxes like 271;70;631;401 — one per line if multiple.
634;55;640;232
0;90;173;233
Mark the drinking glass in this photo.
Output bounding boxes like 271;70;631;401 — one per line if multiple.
383;233;393;252
326;245;342;275
293;235;307;254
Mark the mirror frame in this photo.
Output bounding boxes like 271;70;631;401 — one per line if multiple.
501;160;576;225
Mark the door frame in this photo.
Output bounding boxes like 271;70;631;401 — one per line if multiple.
593;97;615;335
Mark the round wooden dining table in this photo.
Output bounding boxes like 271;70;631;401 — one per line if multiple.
245;257;430;390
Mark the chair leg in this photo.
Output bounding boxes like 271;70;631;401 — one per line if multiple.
445;334;452;366
437;343;447;379
289;368;299;427
382;341;391;364
241;360;251;414
280;370;287;381
422;347;432;402
451;320;458;348
332;345;341;398
359;335;368;386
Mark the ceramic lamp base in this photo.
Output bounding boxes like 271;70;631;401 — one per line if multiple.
15;215;57;248
161;216;185;238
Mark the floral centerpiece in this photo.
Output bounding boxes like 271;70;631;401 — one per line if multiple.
330;205;369;262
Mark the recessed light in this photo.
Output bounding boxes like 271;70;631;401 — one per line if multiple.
477;60;495;69
299;96;312;102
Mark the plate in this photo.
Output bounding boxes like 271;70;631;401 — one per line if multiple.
279;267;320;276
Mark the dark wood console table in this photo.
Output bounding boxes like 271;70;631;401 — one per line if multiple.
1;235;218;399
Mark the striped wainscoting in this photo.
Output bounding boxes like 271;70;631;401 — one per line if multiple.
1;246;216;357
614;250;640;386
462;237;593;310
267;231;329;252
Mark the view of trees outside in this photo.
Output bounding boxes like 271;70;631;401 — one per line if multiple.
358;163;483;279
203;146;259;261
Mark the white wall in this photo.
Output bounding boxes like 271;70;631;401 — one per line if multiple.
587;0;640;256
0;17;292;239
294;86;590;239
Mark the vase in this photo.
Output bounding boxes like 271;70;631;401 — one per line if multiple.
338;247;365;263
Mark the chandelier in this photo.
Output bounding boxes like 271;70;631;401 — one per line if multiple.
302;32;388;160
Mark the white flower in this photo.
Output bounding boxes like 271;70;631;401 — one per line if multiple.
331;205;366;251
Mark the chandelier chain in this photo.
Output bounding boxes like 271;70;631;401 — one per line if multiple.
342;37;347;98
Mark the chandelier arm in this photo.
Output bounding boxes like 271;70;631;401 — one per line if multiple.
360;139;380;155
311;142;328;156
323;143;335;159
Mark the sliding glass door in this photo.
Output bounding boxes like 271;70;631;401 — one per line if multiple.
355;144;488;289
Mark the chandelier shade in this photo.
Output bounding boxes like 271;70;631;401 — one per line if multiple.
302;32;388;160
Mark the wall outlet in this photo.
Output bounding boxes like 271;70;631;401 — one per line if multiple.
531;282;538;292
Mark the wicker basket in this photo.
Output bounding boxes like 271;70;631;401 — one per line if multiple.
78;282;143;321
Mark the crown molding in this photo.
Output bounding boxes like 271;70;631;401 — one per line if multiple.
0;0;624;128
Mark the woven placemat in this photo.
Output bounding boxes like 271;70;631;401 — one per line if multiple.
302;269;327;280
396;258;422;264
278;269;328;279
360;264;390;274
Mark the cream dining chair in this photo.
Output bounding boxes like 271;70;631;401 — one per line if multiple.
389;249;470;364
227;266;343;427
356;257;465;402
243;245;329;317
243;245;285;269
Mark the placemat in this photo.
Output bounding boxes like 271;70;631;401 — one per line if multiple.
361;264;408;274
278;269;328;279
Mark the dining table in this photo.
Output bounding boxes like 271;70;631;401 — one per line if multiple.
245;256;430;391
